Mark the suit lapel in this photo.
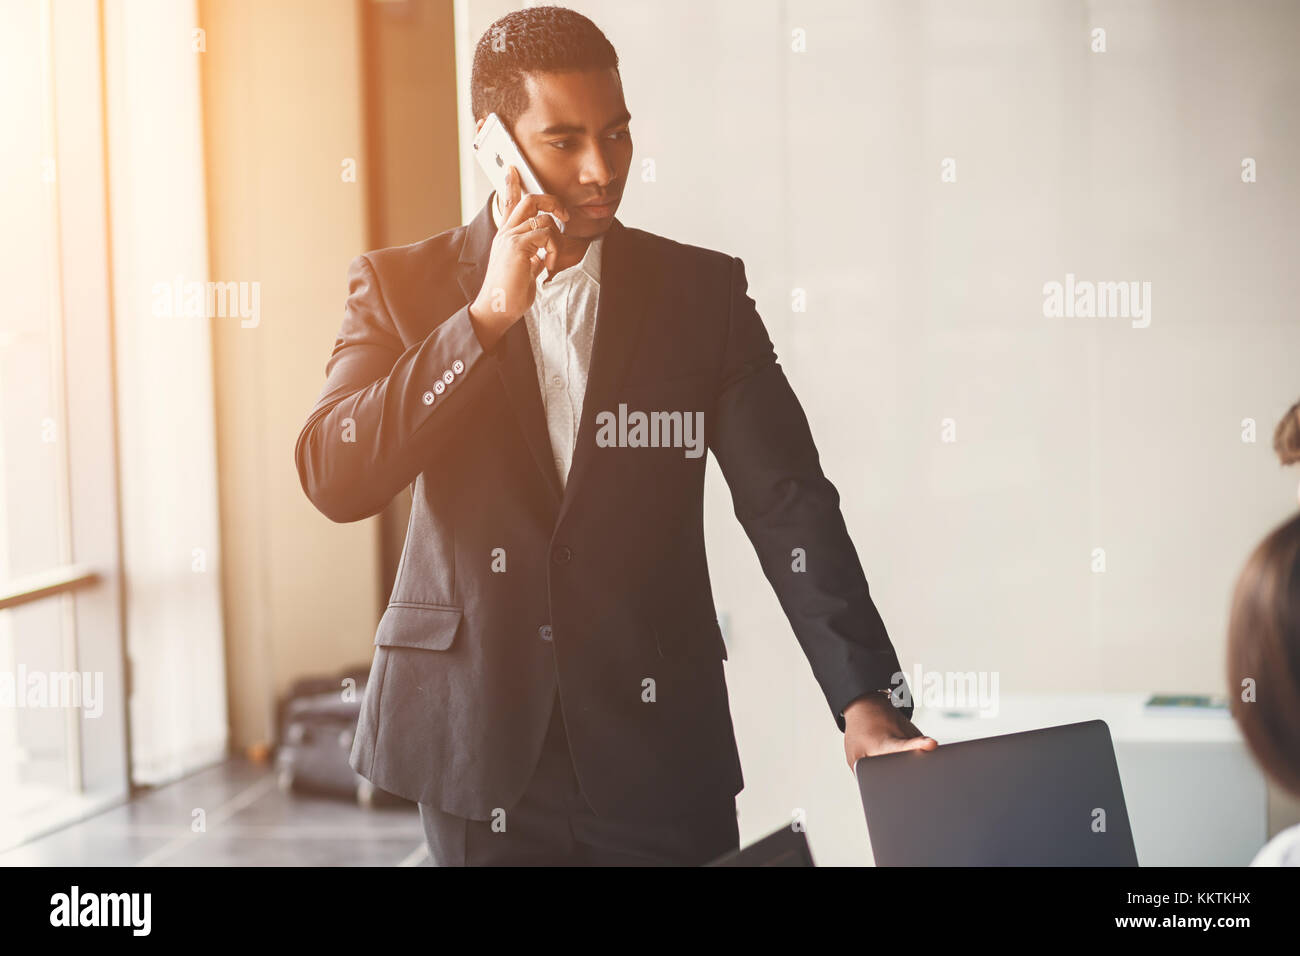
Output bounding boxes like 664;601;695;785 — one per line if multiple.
555;214;651;529
454;195;651;526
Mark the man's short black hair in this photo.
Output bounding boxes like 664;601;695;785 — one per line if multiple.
471;5;620;134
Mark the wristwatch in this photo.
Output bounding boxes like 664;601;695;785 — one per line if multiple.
841;688;895;717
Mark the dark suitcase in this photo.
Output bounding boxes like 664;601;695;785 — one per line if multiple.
274;666;408;807
275;665;370;744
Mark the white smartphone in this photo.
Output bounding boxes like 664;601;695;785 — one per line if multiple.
472;111;565;235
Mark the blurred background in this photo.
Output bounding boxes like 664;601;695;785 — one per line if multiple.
1;0;1297;866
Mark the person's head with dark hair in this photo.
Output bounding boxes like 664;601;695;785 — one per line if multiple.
1227;398;1300;827
471;5;619;135
469;5;632;243
1227;510;1300;800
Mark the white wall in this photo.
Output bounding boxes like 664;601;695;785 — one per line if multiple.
458;0;1300;861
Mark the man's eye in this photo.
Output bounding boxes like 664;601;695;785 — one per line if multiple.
550;132;627;150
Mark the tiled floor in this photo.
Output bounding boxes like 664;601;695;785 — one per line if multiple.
0;757;431;866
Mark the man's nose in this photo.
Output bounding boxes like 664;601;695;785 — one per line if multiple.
579;144;617;186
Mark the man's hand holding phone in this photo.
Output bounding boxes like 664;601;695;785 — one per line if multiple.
468;166;570;351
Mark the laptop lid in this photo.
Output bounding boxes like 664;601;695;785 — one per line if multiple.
856;719;1138;866
706;824;815;867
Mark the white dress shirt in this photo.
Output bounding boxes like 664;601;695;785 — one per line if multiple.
1252;821;1300;866
491;193;603;490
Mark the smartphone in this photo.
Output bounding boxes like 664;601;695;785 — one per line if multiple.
472;111;565;235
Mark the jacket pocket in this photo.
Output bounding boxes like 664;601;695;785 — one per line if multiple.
373;603;463;651
654;616;728;661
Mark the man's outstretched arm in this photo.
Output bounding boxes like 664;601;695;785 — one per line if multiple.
707;255;936;767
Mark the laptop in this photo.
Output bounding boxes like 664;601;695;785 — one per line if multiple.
706;824;815;867
856;719;1138;866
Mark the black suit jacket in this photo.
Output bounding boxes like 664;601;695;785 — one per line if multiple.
295;194;912;823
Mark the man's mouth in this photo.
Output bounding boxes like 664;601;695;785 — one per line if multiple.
576;197;617;218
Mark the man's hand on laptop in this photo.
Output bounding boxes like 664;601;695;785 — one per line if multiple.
843;693;938;771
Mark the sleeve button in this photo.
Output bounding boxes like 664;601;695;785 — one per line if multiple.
452;359;465;374
422;390;435;405
433;380;446;394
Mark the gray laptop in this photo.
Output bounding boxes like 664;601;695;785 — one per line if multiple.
856;719;1138;866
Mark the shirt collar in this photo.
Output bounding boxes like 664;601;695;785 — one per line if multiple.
490;190;602;286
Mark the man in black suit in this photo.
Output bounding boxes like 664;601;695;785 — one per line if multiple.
295;5;935;866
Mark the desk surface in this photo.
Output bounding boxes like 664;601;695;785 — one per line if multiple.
912;691;1243;744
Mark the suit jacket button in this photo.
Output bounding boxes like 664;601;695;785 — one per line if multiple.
442;370;455;384
552;546;572;565
452;359;465;374
433;380;446;394
422;390;435;405
538;624;553;642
